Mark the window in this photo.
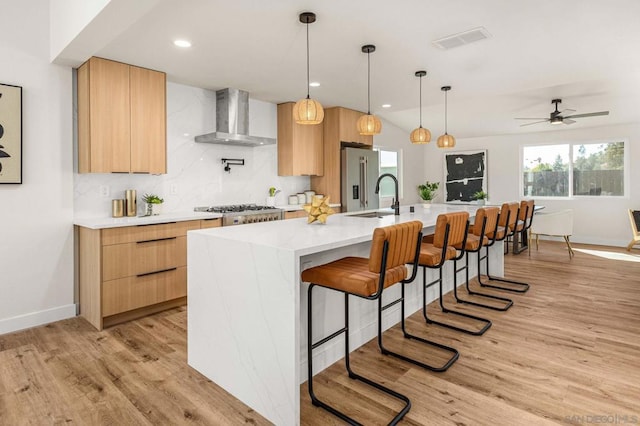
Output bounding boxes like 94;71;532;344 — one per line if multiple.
376;148;402;198
522;141;625;198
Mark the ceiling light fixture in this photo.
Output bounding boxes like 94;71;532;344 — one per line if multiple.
437;86;456;148
410;70;431;144
292;12;324;125
309;82;320;87
173;40;191;48
357;44;382;135
382;104;391;108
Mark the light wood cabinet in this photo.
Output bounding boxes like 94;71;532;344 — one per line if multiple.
77;57;166;174
78;220;203;330
200;218;222;229
284;210;308;220
277;102;323;176
310;107;372;202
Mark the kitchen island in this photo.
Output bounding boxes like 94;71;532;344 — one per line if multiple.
187;204;504;425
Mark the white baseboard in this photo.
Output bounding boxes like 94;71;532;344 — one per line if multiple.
0;304;77;336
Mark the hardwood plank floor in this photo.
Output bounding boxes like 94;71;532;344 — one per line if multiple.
1;242;639;425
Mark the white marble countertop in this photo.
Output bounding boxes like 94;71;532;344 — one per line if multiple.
190;203;479;257
73;211;222;229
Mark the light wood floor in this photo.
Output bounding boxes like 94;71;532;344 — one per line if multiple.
1;242;639;425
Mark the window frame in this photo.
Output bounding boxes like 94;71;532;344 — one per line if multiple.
520;138;629;200
374;146;404;202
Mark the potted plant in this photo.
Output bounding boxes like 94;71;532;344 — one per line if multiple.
417;181;439;207
142;193;164;216
267;187;280;207
472;190;488;205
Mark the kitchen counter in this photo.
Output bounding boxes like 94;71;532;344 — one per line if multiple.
73;211;222;229
277;203;341;211
187;203;504;425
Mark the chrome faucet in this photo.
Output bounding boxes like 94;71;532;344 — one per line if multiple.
374;173;400;215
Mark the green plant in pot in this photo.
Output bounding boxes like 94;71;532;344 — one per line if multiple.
142;193;164;216
417;181;439;207
472;190;488;205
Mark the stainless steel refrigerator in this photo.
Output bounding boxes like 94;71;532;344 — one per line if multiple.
341;147;380;212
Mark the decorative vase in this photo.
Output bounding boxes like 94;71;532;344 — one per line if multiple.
477;199;485;206
146;202;163;216
421;199;432;208
266;196;276;207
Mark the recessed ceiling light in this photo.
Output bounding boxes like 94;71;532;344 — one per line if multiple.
183;133;190;137
174;39;192;48
382;104;391;108
309;82;320;87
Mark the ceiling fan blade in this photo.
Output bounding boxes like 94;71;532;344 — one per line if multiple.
519;120;549;127
559;108;576;114
564;111;609;119
514;117;547;120
563;119;576;125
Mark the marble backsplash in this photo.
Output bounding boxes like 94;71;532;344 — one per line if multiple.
74;82;309;217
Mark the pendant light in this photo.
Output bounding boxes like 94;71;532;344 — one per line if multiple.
293;12;324;125
357;45;382;135
437;86;456;148
410;70;431;144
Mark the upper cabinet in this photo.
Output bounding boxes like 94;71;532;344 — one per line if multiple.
77;57;167;174
277;102;323;176
310;107;372;202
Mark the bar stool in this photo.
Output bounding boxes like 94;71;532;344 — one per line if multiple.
420;212;492;336
477;202;530;293
511;199;535;254
451;207;513;311
301;221;423;425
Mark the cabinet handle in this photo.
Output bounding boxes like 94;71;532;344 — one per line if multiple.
136;236;177;244
136;222;177;227
137;267;177;278
203;218;220;221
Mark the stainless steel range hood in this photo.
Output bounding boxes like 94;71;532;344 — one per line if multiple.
195;88;276;147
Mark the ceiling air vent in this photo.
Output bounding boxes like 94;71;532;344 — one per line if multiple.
432;27;491;50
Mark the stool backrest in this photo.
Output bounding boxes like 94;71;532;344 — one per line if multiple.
433;212;469;248
472;207;500;237
519;199;535;222
499;202;519;229
369;221;423;273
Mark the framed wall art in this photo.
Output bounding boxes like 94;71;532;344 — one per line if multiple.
444;149;487;203
0;83;22;184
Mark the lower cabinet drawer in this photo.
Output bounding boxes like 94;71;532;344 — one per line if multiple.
102;236;186;281
102;266;187;316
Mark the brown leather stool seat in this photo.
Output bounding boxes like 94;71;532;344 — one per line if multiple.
301;221;423;425
418;212;492;336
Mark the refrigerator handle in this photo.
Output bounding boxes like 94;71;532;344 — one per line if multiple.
363;157;368;208
359;157;366;208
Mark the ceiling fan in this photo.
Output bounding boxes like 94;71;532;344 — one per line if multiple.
515;99;609;127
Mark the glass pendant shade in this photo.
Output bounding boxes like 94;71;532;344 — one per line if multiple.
410;126;431;144
293;98;324;124
437;133;456;148
357;113;382;136
294;12;323;125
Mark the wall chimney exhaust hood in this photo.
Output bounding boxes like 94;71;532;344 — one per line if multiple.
195;88;276;147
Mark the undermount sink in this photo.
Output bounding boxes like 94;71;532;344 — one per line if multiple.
347;210;395;218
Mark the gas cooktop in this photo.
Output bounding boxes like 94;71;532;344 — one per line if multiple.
194;204;281;214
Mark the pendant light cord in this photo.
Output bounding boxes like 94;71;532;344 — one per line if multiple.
444;90;448;134
305;20;310;100
367;51;371;114
419;75;423;128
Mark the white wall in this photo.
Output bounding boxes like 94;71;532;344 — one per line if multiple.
74;82;310;216
423;123;640;246
0;0;75;334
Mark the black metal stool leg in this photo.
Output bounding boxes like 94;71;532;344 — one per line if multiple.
450;252;513;311
477;245;530;293
377;280;459;372
307;284;411;425
422;266;492;336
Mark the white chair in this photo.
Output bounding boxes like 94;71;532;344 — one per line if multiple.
529;209;574;258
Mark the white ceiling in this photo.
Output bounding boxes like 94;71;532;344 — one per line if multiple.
57;0;640;138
